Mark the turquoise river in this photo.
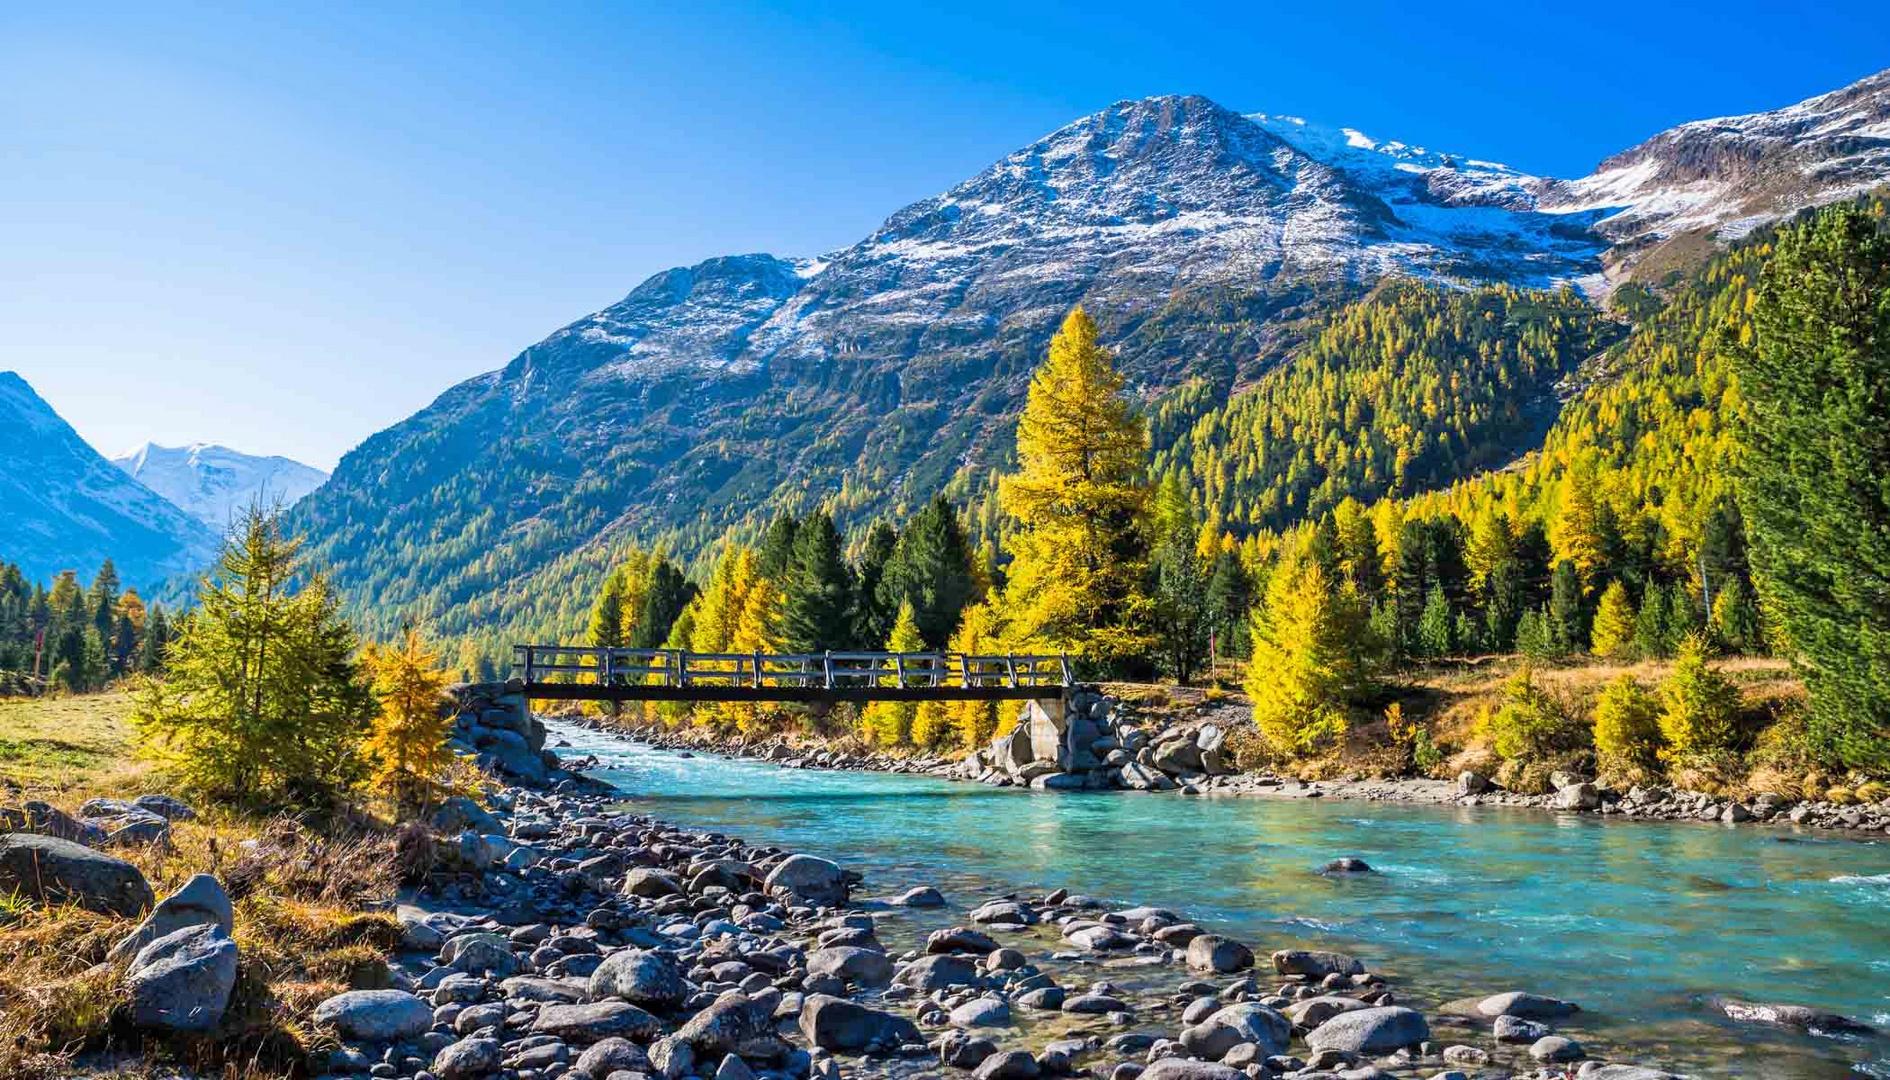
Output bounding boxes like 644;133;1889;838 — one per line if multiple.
551;723;1890;1079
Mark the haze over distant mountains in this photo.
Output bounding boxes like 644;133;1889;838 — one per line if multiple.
112;442;329;533
277;69;1890;656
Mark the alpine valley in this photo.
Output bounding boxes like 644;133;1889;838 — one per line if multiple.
283;70;1890;669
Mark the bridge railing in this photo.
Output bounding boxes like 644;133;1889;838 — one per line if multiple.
512;645;1072;691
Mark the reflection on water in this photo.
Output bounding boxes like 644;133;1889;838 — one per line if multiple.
551;722;1890;1078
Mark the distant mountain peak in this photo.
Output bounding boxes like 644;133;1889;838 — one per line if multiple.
111;442;329;531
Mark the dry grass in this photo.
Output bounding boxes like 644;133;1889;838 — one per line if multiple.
0;693;408;1079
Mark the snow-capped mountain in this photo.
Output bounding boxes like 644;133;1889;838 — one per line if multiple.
112;442;329;531
1534;68;1890;270
288;71;1890;648
0;372;219;592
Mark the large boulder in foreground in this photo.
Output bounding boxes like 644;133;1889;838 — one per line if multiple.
125;923;238;1033
0;833;153;916
799;993;923;1051
589;947;688;1010
1305;1005;1430;1053
675;992;788;1059
1179;1002;1290;1059
313;989;435;1041
763;854;848;906
110;873;234;961
1185;934;1254;973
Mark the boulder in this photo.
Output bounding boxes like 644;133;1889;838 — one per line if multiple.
894;953;981;991
649;1035;694;1080
589;948;688;1010
805;946;894;987
622;867;683;898
1185;934;1254;973
1139;1061;1244;1080
1457;771;1490;795
110;873;233;961
1304;1005;1430;1053
103;818;171;848
433;1036;504;1080
1151;738;1205;775
893;885;945;907
1272;949;1365;979
0;833;153;916
1178;1002;1290;1059
1554;783;1600;810
1718;999;1876;1033
675;992;788;1059
950;995;1013;1028
576;1037;653;1078
431;796;503;836
532;1000;666;1042
798;992;922;1051
1322;857;1372;873
131;794;196;821
19;801;105;845
1286;995;1371;1027
995;723;1035;774
1530;1035;1586;1062
1477;991;1579;1019
763;854;848;906
313;989;435;1041
941;1030;1000;1069
973;1050;1041;1080
928;926;1001;954
125;923;237;1033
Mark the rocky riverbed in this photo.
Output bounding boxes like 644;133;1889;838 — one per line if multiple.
575;688;1890;841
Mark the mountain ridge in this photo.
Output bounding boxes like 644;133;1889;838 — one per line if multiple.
112;442;330;532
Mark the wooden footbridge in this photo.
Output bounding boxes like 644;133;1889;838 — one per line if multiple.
514;645;1073;703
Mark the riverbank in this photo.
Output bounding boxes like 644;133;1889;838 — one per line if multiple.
565;700;1890;841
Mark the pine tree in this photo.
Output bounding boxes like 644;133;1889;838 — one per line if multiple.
1205;549;1252;662
852;521;900;646
633;558;695;650
876;496;974;649
861;601;924;745
1417;585;1454;658
139;607;171;674
1515;607;1557;660
1711;577;1762;655
1634;581;1671;660
1658;634;1743;758
999;306;1153;670
1549;560;1586;653
1590;580;1638;658
361;625;455;804
1732;206;1890;769
132;505;373;803
588;570;628;650
757;515;801;582
780;511;855;653
1151;530;1211;684
1246;560;1374;755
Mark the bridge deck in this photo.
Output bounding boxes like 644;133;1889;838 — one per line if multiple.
514;645;1072;703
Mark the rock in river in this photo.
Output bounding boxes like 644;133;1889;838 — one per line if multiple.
1272;948;1365;978
1186;934;1254;973
799;992;922;1051
1305;1005;1430;1053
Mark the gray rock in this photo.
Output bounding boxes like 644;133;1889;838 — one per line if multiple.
894;953;981;991
532;1000;666;1042
20;801;106;844
110;873;233;961
1457;771;1490;795
894;885;945;907
973;1050;1041;1080
1138;1061;1244;1080
431;795;503;836
1179;1002;1290;1059
649;1035;695;1080
445;933;522;976
1322;858;1372;873
1069;924;1135;950
79;798;136;818
1017;986;1066;1011
1718;998;1876;1033
716;1052;757;1080
676;992;789;1058
1580;1067;1681;1080
1286;995;1370;1027
928;926;1001;954
1186;934;1254;973
1304;1006;1430;1053
1477;991;1579;1019
1530;1035;1585;1062
1061;993;1126;1014
313;989;435;1041
951;996;1013;1028
0;832;153;916
805;946;894;987
433;1036;504;1080
1272;949;1365;978
1493;1015;1548;1043
103;817;172;848
133;794;197;821
1554;783;1601;810
798;992;923;1051
943;1031;1000;1068
589;948;688;1010
622;867;683;898
763;854;848;906
125;923;237;1033
576;1037;652;1078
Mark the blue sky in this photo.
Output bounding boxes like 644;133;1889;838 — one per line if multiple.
3;1;1883;470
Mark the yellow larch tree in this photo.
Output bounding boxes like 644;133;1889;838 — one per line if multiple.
861;601;924;746
1246;559;1373;755
998;306;1153;669
361;626;456;804
1590;580;1638;657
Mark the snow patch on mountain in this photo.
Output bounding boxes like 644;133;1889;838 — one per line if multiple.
112;442;329;531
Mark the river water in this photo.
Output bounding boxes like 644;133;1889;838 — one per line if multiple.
552;723;1890;1078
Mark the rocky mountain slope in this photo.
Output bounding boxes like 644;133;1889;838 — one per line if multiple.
0;372;219;591
112;442;329;532
285;71;1890;657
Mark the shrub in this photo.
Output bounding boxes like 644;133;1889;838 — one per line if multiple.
1657;634;1743;758
1592;673;1664;770
1827;786;1857;806
360;627;454;805
1856;780;1888;804
1478;665;1588;763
